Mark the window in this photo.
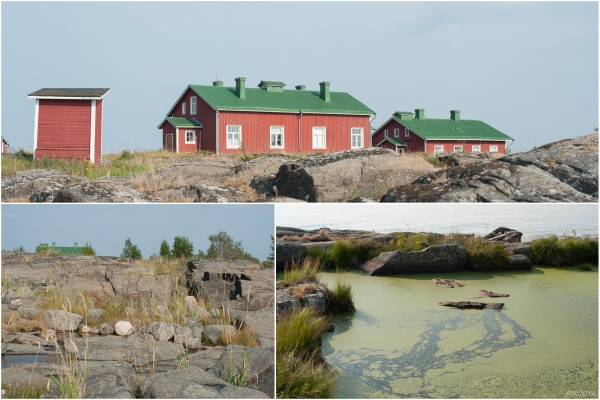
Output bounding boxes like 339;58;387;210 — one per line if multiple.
384;129;388;138
312;127;326;148
182;103;186;115
351;128;363;149
490;145;498;153
405;128;410;137
454;145;463;153
394;128;399;138
227;125;241;148
270;126;284;148
190;96;197;115
434;145;444;154
472;145;480;153
185;130;195;144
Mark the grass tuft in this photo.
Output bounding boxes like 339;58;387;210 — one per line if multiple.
530;235;598;266
276;351;336;398
326;280;355;314
282;257;323;287
276;307;330;357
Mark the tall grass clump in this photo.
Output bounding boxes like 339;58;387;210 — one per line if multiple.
1;382;48;399
276;307;330;356
326;280;355;314
282;257;323;287
276;352;336;398
329;241;353;269
530;235;598;266
462;237;510;268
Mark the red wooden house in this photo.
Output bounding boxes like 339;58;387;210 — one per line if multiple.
158;78;375;154
28;88;110;164
1;137;8;153
372;109;513;154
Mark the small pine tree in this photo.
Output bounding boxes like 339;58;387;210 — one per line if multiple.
172;236;194;259
159;239;171;259
121;238;142;260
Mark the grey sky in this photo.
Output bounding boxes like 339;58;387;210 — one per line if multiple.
1;2;598;154
2;204;274;260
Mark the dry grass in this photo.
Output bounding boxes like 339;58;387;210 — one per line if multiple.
218;323;259;347
2;310;43;334
281;228;332;242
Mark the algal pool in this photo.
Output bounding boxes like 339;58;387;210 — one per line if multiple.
319;267;598;398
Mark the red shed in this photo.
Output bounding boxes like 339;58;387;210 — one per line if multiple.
372;109;513;154
28;88;110;164
159;78;375;154
1;137;8;153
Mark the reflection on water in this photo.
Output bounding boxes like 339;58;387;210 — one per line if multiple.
320;268;598;398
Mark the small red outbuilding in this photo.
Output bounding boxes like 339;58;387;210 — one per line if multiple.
28;88;110;164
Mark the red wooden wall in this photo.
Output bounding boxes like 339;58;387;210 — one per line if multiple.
168;87;216;152
36;99;91;160
372;119;424;152
425;140;506;153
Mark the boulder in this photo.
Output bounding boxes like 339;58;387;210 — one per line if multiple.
208;345;274;391
87;308;105;320
203;324;236;345
150;322;175;342
275;289;301;317
358;245;467;275
439;301;504;310
174;325;193;344
42;310;83;331
381;160;596;203
468;254;532;271
275;242;307;271
99;322;115;335
37;181;162;203
235;307;275;343
1;367;56;390
185;337;203;349
255;148;436;202
485;227;523;243
1;169;77;202
192;325;204;339
502;133;598;198
115;320;134;336
139;365;269;398
18;307;40;319
432;278;466;288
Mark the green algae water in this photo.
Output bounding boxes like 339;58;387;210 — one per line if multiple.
319;268;598;398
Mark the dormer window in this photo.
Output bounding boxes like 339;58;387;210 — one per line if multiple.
182;103;186;115
190;97;197;115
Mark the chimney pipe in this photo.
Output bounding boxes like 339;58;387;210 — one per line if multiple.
213;80;223;87
295;85;305;91
235;77;246;99
415;109;425;119
319;82;330;102
450;110;460;121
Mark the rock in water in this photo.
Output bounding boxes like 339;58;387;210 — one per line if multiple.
115;321;134;336
432;278;466;288
358;245;467;275
476;290;509;298
439;301;504;310
485;227;523;243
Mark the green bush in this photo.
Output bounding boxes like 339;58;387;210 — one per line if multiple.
81;242;96;256
327;280;355;314
576;263;594;271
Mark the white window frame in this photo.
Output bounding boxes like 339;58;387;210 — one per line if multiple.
227;125;241;149
185;130;196;144
394;128;399;138
405;127;410;137
190;96;197;115
434;145;444;155
182;102;186;115
384;129;388;138
489;145;498;153
270;126;284;149
351;127;364;149
312;126;326;149
454;145;463;153
472;145;481;153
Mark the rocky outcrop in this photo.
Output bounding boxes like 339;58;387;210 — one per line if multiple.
485;227;523;243
139;366;269;398
275;242;307;271
106;267;173;301
34;181;163;203
475;290;509;298
1;169;79;201
468;254;532;271
358;245;467;275
502;133;598;198
251;148;437;202
432;278;466;288
439;301;504;310
381;134;598;203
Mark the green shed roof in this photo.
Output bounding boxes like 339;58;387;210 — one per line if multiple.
383;137;407;146
158;117;203;129
386;115;512;141
187;84;375;115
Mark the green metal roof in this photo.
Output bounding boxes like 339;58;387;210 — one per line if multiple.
388;116;513;141
188;84;375;115
395;111;414;115
258;81;285;87
158;117;203;129
383;137;407;146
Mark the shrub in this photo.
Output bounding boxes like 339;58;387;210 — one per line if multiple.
327;280;355;314
276;351;336;398
577;263;594;271
81;242;95;256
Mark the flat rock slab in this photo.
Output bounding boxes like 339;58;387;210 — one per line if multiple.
207;345;274;388
40;181;162;203
275;242;307;271
358;245;467;275
432;278;466;288
1;169;78;202
439;301;504;310
476;290;509;298
139;365;269;398
106;268;172;301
